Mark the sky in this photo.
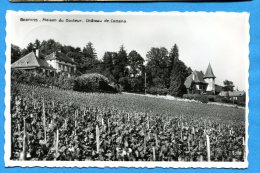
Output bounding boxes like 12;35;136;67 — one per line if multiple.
7;12;249;90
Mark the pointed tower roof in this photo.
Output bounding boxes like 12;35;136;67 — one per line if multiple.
204;63;216;79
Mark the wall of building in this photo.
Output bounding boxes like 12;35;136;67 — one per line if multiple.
46;59;76;74
205;78;215;92
46;60;58;70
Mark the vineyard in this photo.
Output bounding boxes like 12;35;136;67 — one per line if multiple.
10;84;246;162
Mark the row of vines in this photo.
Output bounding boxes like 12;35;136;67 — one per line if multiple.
11;84;246;161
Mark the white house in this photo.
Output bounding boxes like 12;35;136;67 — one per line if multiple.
44;50;77;77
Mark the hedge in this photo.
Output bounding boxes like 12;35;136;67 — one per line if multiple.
147;87;168;96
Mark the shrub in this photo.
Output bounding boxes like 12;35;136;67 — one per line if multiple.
147;87;168;96
130;77;144;92
183;94;208;103
207;95;232;104
118;77;131;91
215;96;230;103
74;73;117;93
11;69;76;90
207;95;216;102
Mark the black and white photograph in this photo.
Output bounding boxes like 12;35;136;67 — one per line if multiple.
5;11;249;168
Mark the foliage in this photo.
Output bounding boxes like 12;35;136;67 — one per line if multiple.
146;47;169;88
11;44;22;63
80;42;101;73
101;51;117;82
113;45;129;82
118;76;131;91
207;95;245;107
168;45;191;97
146;45;191;97
207;95;229;103
223;80;234;92
147;87;168;96
183;94;209;103
74;73;117;93
128;50;144;78
11;69;74;90
129;77;144;92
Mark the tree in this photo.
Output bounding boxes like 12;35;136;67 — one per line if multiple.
146;47;169;89
39;39;62;55
82;42;97;60
101;52;117;82
223;80;234;91
11;44;21;63
21;42;34;57
34;39;41;49
113;45;128;82
81;42;100;73
168;44;179;73
168;45;191;97
168;61;190;97
128;50;144;78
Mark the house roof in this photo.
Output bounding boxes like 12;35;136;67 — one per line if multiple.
184;71;206;88
219;91;246;97
11;51;55;70
204;63;216;79
184;75;193;88
45;51;76;65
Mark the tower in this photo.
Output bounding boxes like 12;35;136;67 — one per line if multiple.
204;63;216;94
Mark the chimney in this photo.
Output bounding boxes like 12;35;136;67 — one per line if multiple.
35;49;39;57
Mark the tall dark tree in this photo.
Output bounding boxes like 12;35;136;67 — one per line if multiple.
101;51;117;82
11;44;21;63
169;61;190;97
168;44;179;73
113;45;128;82
168;45;191;97
81;42;100;73
82;42;97;60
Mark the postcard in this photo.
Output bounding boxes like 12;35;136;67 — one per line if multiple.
5;11;249;168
